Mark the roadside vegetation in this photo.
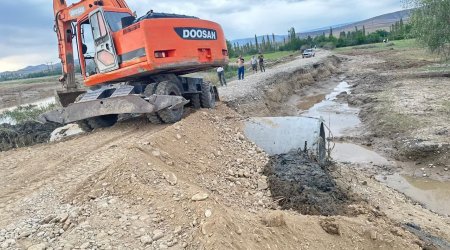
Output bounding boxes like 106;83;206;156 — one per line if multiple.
405;0;450;59
227;18;412;58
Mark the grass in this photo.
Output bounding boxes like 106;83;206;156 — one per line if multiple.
334;39;420;53
0;75;59;86
0;104;56;124
230;51;298;63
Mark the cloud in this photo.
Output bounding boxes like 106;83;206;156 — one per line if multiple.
0;0;403;72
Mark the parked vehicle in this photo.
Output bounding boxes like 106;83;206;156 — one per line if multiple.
302;49;315;58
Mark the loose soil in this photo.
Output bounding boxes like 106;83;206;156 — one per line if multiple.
1;49;449;250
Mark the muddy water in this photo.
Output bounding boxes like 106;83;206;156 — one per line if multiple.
332;143;389;166
290;79;450;216
377;174;450;215
292;81;361;137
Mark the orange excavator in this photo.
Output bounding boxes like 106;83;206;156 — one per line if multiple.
40;0;229;131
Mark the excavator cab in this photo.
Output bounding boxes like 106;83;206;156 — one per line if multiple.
77;8;125;79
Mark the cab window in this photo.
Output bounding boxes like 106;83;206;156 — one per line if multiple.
90;12;108;40
104;12;132;32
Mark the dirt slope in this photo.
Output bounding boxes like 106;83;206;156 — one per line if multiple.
1;51;449;250
0;105;423;250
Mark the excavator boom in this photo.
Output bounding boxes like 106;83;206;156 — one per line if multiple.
53;0;131;106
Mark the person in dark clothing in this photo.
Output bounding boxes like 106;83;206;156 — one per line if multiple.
258;54;265;72
237;56;245;80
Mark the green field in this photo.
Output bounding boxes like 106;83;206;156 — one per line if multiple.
230;51;298;63
334;39;420;53
0;75;59;85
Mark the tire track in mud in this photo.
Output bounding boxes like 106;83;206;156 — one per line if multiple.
0;121;168;206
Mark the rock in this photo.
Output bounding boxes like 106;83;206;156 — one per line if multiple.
422;173;427;177
58;213;69;223
319;218;340;235
444;168;448;171
257;179;269;190
152;229;164;241
370;230;377;240
41;215;55;224
152;150;161;157
420;167;425;171
174;226;182;235
163;172;178;185
18;230;32;239
205;209;212;218
80;242;90;249
140;235;153;245
191;193;209;201
176;134;182;140
27;243;47;250
261;211;286;227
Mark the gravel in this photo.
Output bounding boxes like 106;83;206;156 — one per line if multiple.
219;50;331;102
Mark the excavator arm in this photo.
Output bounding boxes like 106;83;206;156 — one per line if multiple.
52;0;130;106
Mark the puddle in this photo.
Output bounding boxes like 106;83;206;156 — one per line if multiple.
377;174;450;215
332;143;390;166
292;81;361;137
244;116;326;160
0;97;56;125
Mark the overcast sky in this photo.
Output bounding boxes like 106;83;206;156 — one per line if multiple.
0;0;402;72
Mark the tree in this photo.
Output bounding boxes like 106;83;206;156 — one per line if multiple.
405;0;450;57
254;35;259;51
329;27;333;38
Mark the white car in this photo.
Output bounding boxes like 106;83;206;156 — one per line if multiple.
302;49;315;58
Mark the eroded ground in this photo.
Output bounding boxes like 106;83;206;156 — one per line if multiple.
1;46;449;249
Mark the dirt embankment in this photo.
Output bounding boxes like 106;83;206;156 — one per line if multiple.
222;54;342;117
336;49;450;179
0;105;430;250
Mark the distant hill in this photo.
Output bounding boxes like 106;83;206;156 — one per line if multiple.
298;9;411;38
1;64;51;77
230;9;411;44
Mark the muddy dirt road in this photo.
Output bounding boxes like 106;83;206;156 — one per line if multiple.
1;49;450;249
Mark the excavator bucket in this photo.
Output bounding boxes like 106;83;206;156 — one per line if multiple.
244;117;327;164
56;90;87;107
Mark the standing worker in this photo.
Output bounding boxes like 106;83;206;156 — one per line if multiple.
237;56;245;80
251;56;258;73
217;66;226;86
258;53;265;72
